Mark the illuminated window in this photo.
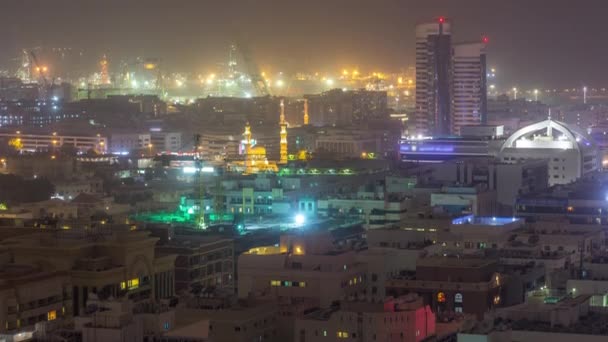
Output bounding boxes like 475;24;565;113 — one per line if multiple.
270;280;281;287
283;281;292;287
323;330;327;336
120;281;126;290
567;206;574;212
337;331;349;338
299;281;306;287
47;310;57;321
437;292;446;303
62;306;65;315
493;295;501;305
127;278;139;290
495;275;500;286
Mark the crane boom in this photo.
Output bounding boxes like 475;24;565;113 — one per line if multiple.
234;39;270;97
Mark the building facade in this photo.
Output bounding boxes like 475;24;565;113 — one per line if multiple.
452;42;487;135
415;19;452;136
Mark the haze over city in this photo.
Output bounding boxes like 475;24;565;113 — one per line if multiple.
2;1;608;342
1;0;608;87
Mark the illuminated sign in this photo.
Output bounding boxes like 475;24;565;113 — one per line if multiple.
400;144;454;153
455;293;463;303
437;292;446;303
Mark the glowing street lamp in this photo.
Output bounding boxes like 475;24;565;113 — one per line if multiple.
294;213;305;226
512;87;518;100
534;89;539;101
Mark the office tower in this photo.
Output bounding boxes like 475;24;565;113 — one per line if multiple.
452;41;488;135
415;17;452;136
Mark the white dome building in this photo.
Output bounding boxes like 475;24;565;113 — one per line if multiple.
499;119;599;185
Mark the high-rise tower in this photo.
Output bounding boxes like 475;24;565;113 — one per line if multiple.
415;17;452;136
452;40;488;135
279;99;288;164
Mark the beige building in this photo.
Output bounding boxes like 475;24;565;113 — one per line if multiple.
238;233;368;309
0;225;176;318
294;295;436;342
0;253;71;341
174;301;279;342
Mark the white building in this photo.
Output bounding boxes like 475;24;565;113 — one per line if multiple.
317;194;408;229
150;131;182;152
198;133;240;161
0;132;107;153
110;133;151;154
499;120;600;185
452;42;487;135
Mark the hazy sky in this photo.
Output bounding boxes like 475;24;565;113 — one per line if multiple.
1;0;607;88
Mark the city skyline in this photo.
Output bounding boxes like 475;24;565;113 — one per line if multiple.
1;0;607;88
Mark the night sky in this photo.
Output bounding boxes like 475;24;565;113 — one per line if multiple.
1;0;607;88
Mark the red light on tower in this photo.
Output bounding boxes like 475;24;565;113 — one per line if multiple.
438;16;445;23
482;36;490;44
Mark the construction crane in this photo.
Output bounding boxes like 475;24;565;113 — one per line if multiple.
28;50;51;98
193;134;207;230
234;39;270;97
16;50;31;82
28;51;49;86
212;167;225;223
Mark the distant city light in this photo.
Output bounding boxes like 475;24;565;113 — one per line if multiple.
183;166;197;174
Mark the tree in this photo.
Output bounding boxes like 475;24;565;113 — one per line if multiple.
0;174;55;204
8;138;23;151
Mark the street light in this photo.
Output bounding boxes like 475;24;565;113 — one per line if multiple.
512;87;518;100
534;89;539;101
148;143;153;155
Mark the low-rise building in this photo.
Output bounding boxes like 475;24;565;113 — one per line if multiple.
0;225;176;317
0;261;71;340
294;295;435;342
431;185;497;216
0;132;107;154
387;257;510;319
155;235;234;294
238;233;368;309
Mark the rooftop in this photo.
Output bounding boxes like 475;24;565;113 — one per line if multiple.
417;256;497;269
452;215;521;226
